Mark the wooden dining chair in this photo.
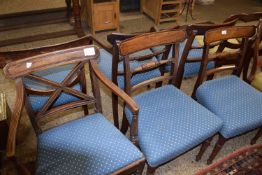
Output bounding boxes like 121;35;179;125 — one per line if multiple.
224;12;262;83
191;25;262;164
95;28;162;131
150;20;237;88
3;45;145;174
116;30;223;175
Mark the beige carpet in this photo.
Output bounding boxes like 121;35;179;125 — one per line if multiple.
0;0;262;174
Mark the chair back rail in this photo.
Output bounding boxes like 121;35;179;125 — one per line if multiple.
0;36;92;68
118;29;193;94
224;12;262;23
192;25;257;97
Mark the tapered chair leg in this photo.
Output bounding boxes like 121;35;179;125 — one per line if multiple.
112;93;119;128
196;137;213;161
121;111;129;134
251;128;262;145
146;166;156;175
207;135;227;165
135;162;145;175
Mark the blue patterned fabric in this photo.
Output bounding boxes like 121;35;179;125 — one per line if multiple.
151;39;215;77
98;49;161;89
125;85;223;167
196;75;262;139
24;65;81;112
37;113;143;175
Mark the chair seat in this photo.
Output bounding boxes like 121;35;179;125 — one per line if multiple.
251;72;262;91
24;65;81;112
98;49;161;89
151;39;214;78
125;85;222;167
37;113;143;175
196;75;262;139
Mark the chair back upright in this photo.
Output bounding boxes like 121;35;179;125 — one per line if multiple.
3;45;100;135
118;29;192;94
175;20;238;88
192;25;257;97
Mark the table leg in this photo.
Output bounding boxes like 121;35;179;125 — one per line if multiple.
72;0;85;37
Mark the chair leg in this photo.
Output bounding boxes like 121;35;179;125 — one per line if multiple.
146;166;156;175
121;111;129;134
251;128;262;145
112;93;119;128
135;162;145;175
196;137;213;161
207;135;227;165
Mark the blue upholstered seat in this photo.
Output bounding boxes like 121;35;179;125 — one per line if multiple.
151;40;215;78
37;113;143;175
98;49;161;89
196;75;262;139
24;65;81;112
125;85;223;167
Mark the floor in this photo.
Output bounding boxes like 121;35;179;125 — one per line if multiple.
0;0;262;174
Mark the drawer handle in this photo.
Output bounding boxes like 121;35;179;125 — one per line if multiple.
104;21;111;24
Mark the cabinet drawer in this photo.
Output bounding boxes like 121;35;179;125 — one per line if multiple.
93;3;117;30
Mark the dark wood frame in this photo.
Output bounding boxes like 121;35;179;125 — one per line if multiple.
2;43;145;174
0;0;84;47
116;29;195;175
174;19;238;89
189;25;258;164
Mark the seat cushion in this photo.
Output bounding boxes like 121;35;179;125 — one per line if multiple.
251;72;262;92
125;85;222;167
196;75;262;139
151;39;214;78
37;113;143;175
98;49;161;89
24;65;81;112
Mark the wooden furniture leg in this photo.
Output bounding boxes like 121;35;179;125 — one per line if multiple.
207;135;227;165
72;0;85;37
251;128;262;145
196;137;213;161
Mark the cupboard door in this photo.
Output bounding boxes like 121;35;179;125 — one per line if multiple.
93;3;117;30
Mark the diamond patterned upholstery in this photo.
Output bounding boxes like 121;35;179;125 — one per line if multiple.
125;85;223;167
151;39;215;77
196;75;262;139
24;65;81;112
36;113;143;175
98;49;161;89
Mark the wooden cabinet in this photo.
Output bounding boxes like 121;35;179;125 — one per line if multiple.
141;0;182;26
82;0;120;35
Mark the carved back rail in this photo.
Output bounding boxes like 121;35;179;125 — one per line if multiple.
192;26;257;97
118;29;193;94
0;36;92;68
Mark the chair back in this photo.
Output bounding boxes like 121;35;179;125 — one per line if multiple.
246;19;262;83
192;25;257;97
3;45;100;134
118;29;191;94
0;36;92;68
224;12;262;24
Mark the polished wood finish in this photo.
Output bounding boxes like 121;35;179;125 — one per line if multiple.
141;0;182;26
82;0;120;35
175;20;237;88
0;36;92;69
3;42;145;174
192;25;257;164
117;30;192;174
0;0;84;47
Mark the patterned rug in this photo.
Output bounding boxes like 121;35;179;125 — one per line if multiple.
195;144;262;175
